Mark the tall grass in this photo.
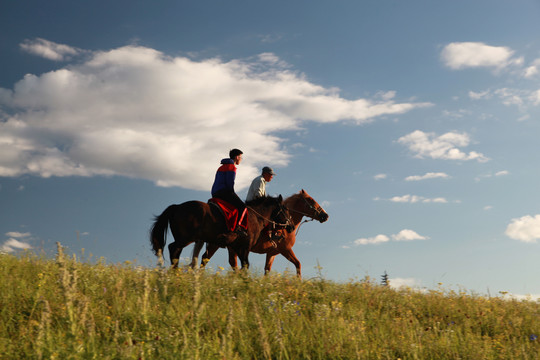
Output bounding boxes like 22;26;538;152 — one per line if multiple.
1;248;540;359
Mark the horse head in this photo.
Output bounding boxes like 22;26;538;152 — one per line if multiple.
299;189;329;223
269;195;294;232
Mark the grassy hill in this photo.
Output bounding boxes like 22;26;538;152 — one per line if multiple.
1;249;539;359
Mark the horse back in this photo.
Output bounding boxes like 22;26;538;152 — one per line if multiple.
168;200;224;234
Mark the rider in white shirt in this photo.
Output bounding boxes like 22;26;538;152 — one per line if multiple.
246;167;284;244
246;166;275;202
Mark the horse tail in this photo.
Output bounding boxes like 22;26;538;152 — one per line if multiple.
150;205;177;256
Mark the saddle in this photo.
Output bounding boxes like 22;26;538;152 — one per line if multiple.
208;198;248;232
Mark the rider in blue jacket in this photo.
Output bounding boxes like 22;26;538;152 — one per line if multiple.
211;149;247;237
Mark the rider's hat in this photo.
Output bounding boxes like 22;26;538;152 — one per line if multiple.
262;166;275;175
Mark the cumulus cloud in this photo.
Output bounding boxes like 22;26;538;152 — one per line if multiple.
398;130;489;162
404;172;449;181
0;40;430;191
20;38;83;61
373;173;387;180
1;232;33;253
505;215;540;243
441;42;521;71
352;229;428;246
391;229;428;241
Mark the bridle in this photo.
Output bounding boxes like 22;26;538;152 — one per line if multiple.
288;196;326;235
247;202;293;229
289;196;325;220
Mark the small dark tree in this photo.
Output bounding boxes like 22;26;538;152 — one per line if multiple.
381;271;389;287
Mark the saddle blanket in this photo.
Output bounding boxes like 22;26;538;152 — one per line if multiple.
209;198;248;232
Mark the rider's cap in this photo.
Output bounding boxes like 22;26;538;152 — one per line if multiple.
262;166;275;175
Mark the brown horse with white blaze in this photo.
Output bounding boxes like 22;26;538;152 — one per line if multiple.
201;189;328;277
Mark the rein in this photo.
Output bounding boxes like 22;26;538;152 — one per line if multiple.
246;205;291;228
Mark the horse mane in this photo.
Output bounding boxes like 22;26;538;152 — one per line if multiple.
284;191;304;205
246;195;280;208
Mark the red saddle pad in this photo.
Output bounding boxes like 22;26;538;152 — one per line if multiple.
209;198;248;232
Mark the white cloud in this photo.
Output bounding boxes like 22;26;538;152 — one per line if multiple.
505;215;540;243
468;90;491;100
531;90;540;106
391;229;428;241
475;170;510;182
523;59;540;78
388;194;448;203
469;87;540;110
388;277;424;290
373;173;387;180
390;194;422;203
524;66;538;78
404;172;449;181
441;42;520;71
398;130;489;162
375;90;396;101
354;234;389;245
20;38;83;61
1;232;33;253
353;229;428;246
5;231;31;238
501;293;540;302
0;40;430;191
495;88;525;107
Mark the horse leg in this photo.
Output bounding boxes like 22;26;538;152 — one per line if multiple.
232;246;249;270
156;248;164;267
190;241;204;269
264;254;277;275
227;248;239;271
168;242;182;269
201;243;220;268
281;248;302;278
239;252;250;270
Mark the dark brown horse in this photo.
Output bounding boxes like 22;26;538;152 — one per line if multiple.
150;195;291;269
201;189;328;277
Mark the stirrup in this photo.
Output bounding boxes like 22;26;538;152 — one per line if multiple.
235;227;248;237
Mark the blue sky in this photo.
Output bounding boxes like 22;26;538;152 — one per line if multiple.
2;0;540;299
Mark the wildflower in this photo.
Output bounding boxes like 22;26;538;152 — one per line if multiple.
529;334;538;341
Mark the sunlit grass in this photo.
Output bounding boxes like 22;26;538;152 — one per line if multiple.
1;248;539;359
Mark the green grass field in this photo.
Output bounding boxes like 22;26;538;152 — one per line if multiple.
1;248;539;359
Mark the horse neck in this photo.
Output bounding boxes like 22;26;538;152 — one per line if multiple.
284;195;307;226
249;202;276;228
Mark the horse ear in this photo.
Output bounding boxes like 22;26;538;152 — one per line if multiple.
301;189;306;194
278;194;283;202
